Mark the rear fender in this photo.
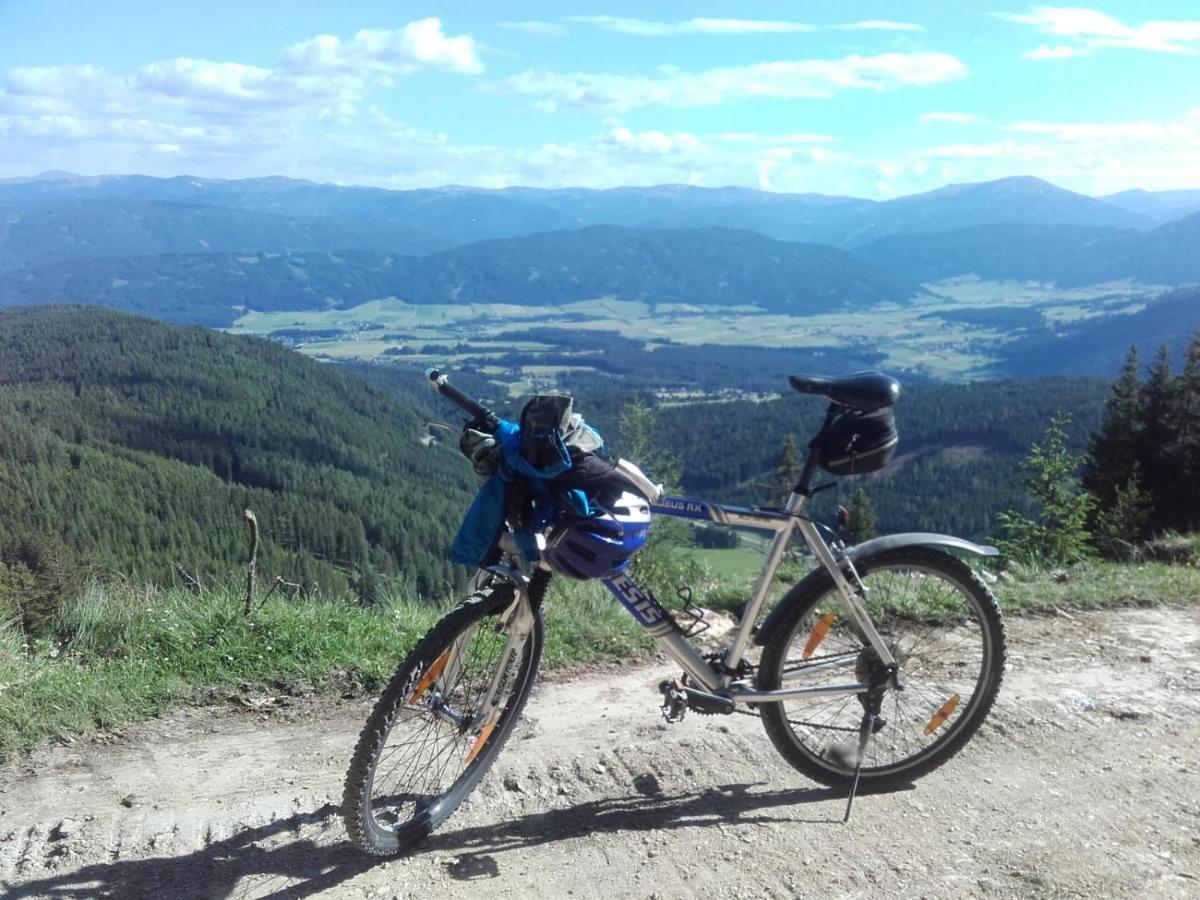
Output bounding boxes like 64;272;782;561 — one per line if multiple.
751;532;998;647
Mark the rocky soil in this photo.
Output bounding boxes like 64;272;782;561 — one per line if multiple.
1;605;1198;899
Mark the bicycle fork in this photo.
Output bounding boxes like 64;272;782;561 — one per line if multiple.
418;570;538;764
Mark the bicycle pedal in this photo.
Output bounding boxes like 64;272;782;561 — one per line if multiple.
658;679;688;724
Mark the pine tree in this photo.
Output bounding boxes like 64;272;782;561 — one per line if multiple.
772;435;803;504
617;400;696;598
1083;346;1141;512
846;487;878;545
1136;345;1178;530
1092;472;1152;560
996;415;1095;567
617;399;680;489
1172;330;1200;530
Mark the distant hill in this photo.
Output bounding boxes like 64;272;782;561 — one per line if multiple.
0;200;444;270
1099;188;1200;223
998;285;1200;376
384;225;919;310
856;212;1200;287
0;171;1162;252
0;173;579;246
840;176;1149;246
0;226;922;325
0;306;472;597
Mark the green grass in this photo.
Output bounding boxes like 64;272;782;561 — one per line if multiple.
994;558;1200;612
675;545;766;580
3;555;1197;759
0;578;647;760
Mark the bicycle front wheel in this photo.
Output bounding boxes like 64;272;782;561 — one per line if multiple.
342;584;543;855
758;547;1005;789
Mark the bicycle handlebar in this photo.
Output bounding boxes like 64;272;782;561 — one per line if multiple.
425;368;500;431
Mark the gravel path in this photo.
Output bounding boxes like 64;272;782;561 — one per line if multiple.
1;606;1198;899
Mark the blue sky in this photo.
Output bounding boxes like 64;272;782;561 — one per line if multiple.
1;1;1197;197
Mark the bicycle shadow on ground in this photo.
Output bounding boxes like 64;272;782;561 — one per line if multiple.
428;778;914;882
0;803;372;900
1;781;913;899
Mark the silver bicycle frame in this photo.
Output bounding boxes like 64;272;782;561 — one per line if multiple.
451;489;895;722
614;490;897;705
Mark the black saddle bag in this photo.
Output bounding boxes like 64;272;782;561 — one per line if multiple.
813;407;898;476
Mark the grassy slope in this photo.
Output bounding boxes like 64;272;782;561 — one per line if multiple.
4;557;1199;759
0;578;651;759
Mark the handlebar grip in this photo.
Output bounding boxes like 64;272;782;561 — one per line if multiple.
425;368;499;430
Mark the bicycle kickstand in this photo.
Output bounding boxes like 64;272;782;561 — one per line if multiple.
843;692;884;823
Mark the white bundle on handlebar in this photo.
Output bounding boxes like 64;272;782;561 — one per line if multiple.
616;459;663;503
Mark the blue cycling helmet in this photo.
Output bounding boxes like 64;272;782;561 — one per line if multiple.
543;491;651;581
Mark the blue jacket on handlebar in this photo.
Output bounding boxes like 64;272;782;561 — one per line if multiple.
449;418;595;567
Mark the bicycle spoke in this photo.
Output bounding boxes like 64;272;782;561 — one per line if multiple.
762;553;1000;783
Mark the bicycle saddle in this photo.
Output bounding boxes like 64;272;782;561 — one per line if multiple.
788;371;900;411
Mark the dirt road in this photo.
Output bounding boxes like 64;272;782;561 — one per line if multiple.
2;606;1198;899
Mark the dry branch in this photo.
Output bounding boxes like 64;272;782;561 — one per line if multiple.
242;509;259;615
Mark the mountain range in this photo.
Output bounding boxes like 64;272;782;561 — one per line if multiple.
0;170;1197;335
2;171;1188;252
0;226;921;326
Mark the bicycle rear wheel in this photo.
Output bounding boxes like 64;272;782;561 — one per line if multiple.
758;547;1005;789
342;584;543;855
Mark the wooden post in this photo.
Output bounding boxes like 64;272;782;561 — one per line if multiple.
242;509;259;615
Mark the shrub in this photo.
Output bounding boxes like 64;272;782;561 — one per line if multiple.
996;415;1095;568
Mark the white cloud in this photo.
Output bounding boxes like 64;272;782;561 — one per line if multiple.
997;6;1200;57
2;65;133;117
605;126;705;155
714;131;835;144
1022;44;1080;59
867;106;1200;195
560;15;923;36
1;18;487;180
918;111;986;125
918;140;1056;160
565;16;816;36
279;19;483;75
501;52;967;113
833;21;926;32
807;146;851;164
1007;120;1172;142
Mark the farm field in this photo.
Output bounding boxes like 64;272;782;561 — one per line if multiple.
228;278;1158;385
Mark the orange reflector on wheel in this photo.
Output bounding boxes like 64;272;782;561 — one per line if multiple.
464;713;499;764
802;612;836;660
407;649;451;705
923;693;961;735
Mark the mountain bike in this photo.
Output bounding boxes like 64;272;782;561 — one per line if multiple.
342;369;1007;855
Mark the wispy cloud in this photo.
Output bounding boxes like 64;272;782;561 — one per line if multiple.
918;111;986;125
832;21;926;32
498;21;568;37
510;16;925;37
996;6;1200;58
918;140;1055;160
713;131;836;145
566;16;814;36
1007;120;1174;142
501;52;966;113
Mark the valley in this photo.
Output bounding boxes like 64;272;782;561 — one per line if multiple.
229;277;1160;384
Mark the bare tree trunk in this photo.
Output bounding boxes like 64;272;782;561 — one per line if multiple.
242;509;259;615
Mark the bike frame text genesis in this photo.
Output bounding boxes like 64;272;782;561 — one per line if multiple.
602;490;897;704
